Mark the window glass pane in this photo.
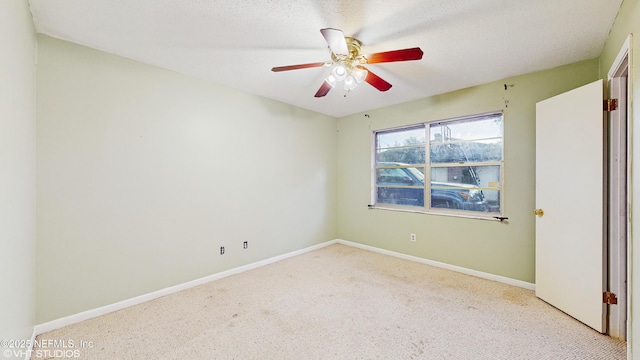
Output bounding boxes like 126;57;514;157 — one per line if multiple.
376;165;424;207
377;149;425;165
430;139;502;164
430;116;502;164
480;190;501;213
377;187;424;207
377;127;425;150
430;165;500;213
430;182;485;211
430;165;499;186
430;116;502;142
376;127;426;165
376;167;424;186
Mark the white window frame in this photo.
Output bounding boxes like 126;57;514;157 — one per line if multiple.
371;111;504;220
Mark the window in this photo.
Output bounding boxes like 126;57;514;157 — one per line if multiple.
373;112;503;217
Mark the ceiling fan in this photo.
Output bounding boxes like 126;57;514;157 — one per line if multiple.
271;28;424;98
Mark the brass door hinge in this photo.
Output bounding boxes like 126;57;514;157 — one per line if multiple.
604;99;619;112
603;291;618;305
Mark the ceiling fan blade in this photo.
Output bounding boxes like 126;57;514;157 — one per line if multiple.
314;81;333;98
271;62;327;72
320;28;349;57
364;47;424;64
358;66;392;92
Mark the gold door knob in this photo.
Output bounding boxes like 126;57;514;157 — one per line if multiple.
533;209;544;216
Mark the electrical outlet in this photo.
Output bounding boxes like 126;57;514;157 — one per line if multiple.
410;233;417;242
243;241;248;249
220;246;225;255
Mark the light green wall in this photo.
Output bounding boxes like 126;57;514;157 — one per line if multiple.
36;36;338;323
0;0;37;347
599;0;639;355
336;59;599;283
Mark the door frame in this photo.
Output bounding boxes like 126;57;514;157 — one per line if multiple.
606;34;632;342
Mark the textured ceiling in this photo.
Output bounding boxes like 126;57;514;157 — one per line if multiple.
29;0;622;118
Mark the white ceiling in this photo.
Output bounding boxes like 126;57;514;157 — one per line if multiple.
29;0;622;118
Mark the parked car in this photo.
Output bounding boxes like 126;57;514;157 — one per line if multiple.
376;162;488;211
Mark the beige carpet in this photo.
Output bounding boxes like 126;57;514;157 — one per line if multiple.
33;244;626;359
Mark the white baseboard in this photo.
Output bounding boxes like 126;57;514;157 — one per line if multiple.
24;327;36;360
35;238;533;335
34;240;338;335
336;239;536;290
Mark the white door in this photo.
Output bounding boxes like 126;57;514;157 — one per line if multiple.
535;79;606;333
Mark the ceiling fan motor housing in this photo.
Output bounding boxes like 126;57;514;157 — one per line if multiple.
331;37;363;63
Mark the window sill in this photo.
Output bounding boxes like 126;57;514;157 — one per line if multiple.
368;204;507;222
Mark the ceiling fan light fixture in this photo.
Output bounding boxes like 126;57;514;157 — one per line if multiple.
332;64;348;81
325;74;337;87
344;75;358;91
352;67;368;83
